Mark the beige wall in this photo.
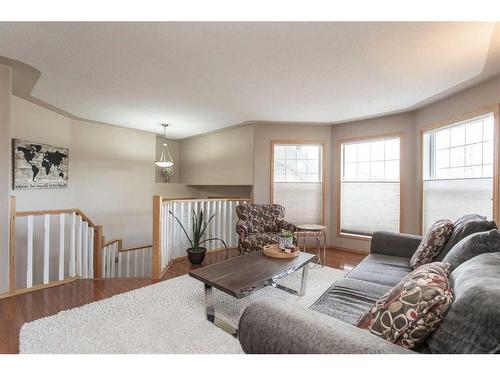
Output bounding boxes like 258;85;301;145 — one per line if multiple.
10;96;197;249
179;125;255;185
0;65;11;293
253;123;333;240
330;113;416;252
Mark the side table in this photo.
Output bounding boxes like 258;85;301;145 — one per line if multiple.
295;224;327;266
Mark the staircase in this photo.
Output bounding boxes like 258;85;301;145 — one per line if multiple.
1;195;250;299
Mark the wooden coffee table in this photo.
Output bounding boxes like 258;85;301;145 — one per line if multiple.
189;251;316;335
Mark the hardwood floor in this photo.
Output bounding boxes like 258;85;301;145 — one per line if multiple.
0;248;364;354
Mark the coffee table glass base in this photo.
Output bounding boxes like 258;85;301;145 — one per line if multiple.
203;264;310;336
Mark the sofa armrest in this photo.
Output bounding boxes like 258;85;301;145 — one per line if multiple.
370;231;422;258
238;300;412;354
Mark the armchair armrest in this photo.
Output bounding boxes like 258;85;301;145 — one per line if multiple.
370;231;422;258
238;300;411;354
236;220;249;238
278;219;296;232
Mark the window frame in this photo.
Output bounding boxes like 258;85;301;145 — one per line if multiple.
270;140;326;225
419;105;500;235
336;133;404;241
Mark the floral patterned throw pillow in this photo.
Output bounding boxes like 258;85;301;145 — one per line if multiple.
356;262;453;349
410;219;454;269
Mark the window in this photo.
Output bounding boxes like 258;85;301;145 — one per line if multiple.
340;136;401;237
422;113;495;232
272;142;323;224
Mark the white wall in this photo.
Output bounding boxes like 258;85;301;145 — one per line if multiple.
10;96;197;250
0;65;12;293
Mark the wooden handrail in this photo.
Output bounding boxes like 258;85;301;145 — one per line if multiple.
162;197;252;203
103;239;122;248
120;244;152;253
16;208;98;229
16;208;79;217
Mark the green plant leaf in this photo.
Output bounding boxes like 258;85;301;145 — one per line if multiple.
169;210;194;248
199;212;216;240
199;237;228;250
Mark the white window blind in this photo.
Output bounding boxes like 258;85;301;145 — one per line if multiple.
340;137;400;236
423;113;494;232
273;144;323;224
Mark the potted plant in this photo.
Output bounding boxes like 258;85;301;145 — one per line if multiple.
279;229;294;249
169;209;228;265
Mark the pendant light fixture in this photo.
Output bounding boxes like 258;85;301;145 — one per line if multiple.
155;123;174;168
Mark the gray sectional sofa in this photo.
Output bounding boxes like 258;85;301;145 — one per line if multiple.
238;215;500;354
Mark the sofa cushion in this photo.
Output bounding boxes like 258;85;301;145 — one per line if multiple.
310;278;390;325
436;214;497;261
423;253;500;353
442;229;500;271
357;262;453;350
346;254;412;287
410;219;454;269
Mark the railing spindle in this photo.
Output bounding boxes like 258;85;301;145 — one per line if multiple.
69;212;76;277
26;215;34;288
118;251;122;277
77;215;83;276
89;228;94;277
43;214;50;284
82;221;88;278
126;251;131;277
110;242;116;277
58;214;65;281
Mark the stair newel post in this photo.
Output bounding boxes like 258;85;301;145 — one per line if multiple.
152;195;162;279
93;225;103;278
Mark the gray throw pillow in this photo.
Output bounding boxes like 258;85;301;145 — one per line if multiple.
422;253;500;353
443;229;500;271
436;214;497;261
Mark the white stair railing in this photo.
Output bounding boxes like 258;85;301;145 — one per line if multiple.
101;240;152;278
152;196;251;279
9;197;102;294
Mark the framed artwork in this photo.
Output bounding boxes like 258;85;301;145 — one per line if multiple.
12;139;69;190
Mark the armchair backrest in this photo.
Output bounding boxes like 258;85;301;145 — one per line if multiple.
236;204;285;234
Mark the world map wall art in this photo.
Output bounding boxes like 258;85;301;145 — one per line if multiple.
13;139;69;190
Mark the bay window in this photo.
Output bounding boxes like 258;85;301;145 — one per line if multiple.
422;112;495;232
339;136;401;237
272;142;324;224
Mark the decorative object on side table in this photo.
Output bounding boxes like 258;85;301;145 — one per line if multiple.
296;224;327;266
279;229;294;249
169;208;227;264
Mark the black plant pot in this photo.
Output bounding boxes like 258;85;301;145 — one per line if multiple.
187;247;207;265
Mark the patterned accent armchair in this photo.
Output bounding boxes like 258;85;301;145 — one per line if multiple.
236;203;297;254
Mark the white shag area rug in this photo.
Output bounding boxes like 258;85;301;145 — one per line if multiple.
20;265;347;354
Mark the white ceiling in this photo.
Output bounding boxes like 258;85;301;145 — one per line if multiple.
0;22;498;139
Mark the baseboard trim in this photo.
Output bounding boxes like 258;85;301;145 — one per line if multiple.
0;276;80;301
